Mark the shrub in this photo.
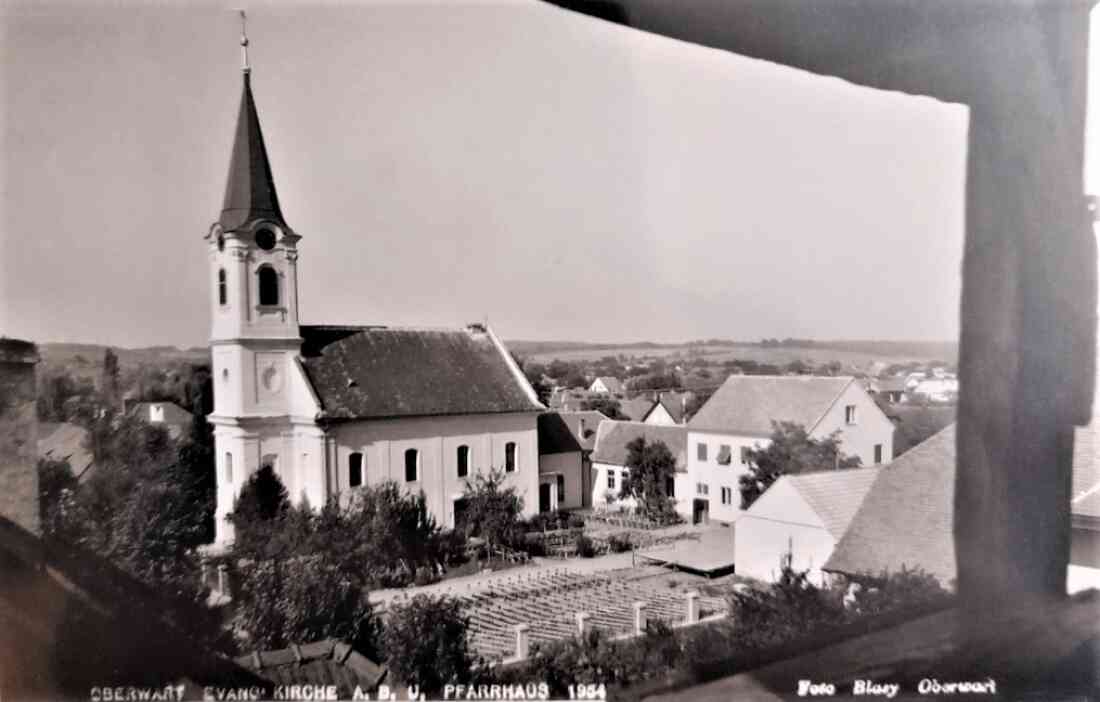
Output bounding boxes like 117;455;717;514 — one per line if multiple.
574;533;595;558
567;513;586;529
413;565;436;587
608;533;633;553
382;595;476;695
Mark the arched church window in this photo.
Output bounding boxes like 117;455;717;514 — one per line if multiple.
218;269;227;306
404;449;419;482
349;452;363;488
258;266;279;306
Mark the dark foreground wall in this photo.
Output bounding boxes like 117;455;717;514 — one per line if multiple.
0;338;40;536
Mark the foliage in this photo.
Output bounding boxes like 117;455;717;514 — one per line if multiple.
382;595;475;694
574;533;596;558
38;457;78;542
619;437;679;523
682;389;713;421
102;348;121;408
580;397;626;419
891;404;956;457
233;555;379;655
629;372;682;392
607;533;634;553
739;422;861;509
228;463;291;556
844;567;951;616
36;367;98;423
461;468;524;551
728;565;846;650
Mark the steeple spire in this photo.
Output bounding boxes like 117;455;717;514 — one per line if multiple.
219;12;286;231
239;10;250;74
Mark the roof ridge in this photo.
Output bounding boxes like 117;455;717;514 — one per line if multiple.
806;377;856;433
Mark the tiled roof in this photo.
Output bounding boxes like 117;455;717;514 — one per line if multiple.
644;392;687;424
300;325;543;420
688;375;854;435
783;467;882;539
538;413;584;455
129;401;194;427
37;421;94;480
621;396;656;422
824;426;958;583
554;410;607;451
591;421;687;473
235;640;386;697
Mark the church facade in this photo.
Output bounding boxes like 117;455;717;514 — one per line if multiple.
206;66;547;548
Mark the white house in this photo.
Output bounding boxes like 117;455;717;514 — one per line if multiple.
642;391;689;426
537;413;586;512
589;421;688;512
685;375;894;525
205;66;547;548
734;467;880;586
589;377;624;395
128;401;193;439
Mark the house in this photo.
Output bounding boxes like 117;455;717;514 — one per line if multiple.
205;64;549;548
823;423;1100;593
733;466;881;586
589;421;688;511
685;375;894;524
869;376;908;404
234;640;387;697
621;396;657;422
128;400;194;439
910;375;959;403
537;413;586;511
589;376;624;395
642;391;690;426
37;421;95;481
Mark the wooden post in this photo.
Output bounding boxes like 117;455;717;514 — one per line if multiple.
576;611;589;635
633;601;647;635
513;624;529;660
685;591;699;624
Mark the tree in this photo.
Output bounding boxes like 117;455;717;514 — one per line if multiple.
739;421;861;509
382;595;475;694
683;389;713;421
580;397;625;419
176;374;216;544
461;468;523;552
38;457;78;541
228;464;291;558
102;348;121;408
629;372;682;392
619;437;678;523
234;555;379;655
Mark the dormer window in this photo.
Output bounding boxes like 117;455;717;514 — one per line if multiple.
255;228;276;251
257;266;279;306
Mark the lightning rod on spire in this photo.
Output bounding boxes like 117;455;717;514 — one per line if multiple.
238;10;250;74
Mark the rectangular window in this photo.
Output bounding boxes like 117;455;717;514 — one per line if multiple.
845;405;858;424
404;448;419;482
874;443;883;465
721;486;732;505
740;446;751;465
557;474;565;502
224;452;233;483
457;445;470;478
505;442;517;472
608;471;616;490
697;443;708;461
665;475;675;498
696;482;709;496
349;452;363;488
717;444;732;465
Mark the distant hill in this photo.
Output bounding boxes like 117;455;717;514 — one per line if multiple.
39;343;210;381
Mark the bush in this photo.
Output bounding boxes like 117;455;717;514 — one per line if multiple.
413;565;436;587
574;533;596;558
567;513;586;529
382;595;476;695
608;533;633;553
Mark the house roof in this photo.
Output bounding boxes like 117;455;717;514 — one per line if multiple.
129;401;194;427
643;392;687;424
591;421;687;473
874;377;909;394
621;396;657;422
37;421;94;480
554;410;608;451
219;72;286;231
687;375;855;435
781;467;882;539
234;640;386;697
300;325;543;421
824;425;958;583
538;413;584;455
593;376;624;394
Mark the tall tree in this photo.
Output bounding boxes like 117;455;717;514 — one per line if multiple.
102;348;121;408
460;468;523;553
619;437;678;523
382;595;475;695
739;421;861;509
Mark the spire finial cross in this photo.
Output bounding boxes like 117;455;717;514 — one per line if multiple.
239;10;250;74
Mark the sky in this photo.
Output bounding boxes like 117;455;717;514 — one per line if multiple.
1;1;1094;349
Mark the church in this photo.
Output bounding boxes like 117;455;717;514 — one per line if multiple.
206;51;557;548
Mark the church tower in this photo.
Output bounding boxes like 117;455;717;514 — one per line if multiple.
206;17;310;547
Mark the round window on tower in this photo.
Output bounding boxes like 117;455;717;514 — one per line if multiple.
255;228;276;251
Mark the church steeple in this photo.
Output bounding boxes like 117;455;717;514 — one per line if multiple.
219;14;285;232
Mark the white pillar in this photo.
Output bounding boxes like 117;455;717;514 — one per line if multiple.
633;601;647;635
685;590;700;624
576;612;589;635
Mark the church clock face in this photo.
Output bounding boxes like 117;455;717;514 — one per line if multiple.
261;364;282;393
255;228;276;251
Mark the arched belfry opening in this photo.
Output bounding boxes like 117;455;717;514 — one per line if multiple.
257;266;279;306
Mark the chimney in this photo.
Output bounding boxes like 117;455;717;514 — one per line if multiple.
0;338;41;535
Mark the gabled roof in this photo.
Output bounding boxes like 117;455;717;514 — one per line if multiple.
554;410;608;451
37;421;94;480
688;375;855;435
538;413;584;455
591;421;687;473
643;392;687;424
621;396;657;422
219;73;286;231
592;376;624;394
780;467;882;539
824;425;958;583
235;640;386;697
129;401;194;426
300;325;543;421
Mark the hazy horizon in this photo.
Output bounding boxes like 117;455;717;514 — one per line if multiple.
4;2;1097;349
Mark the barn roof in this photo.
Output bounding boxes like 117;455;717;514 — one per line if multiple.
687;375;854;436
591;421;687;472
300;325;543;421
